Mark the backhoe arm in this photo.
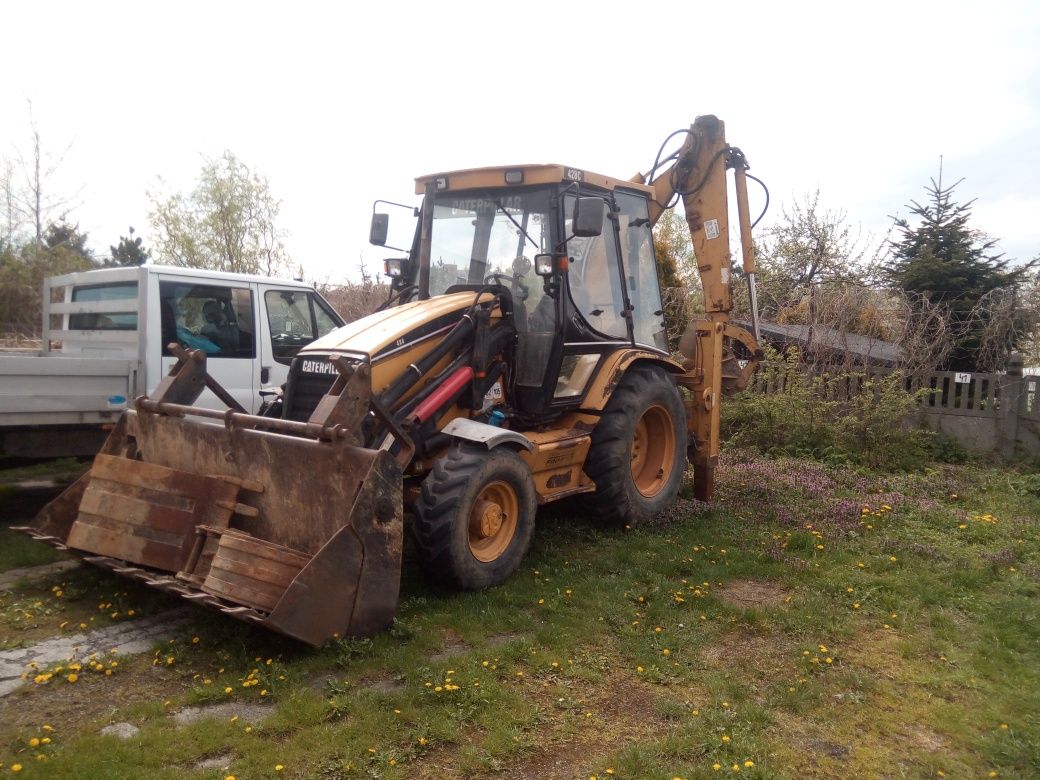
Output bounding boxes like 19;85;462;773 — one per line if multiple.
629;115;762;500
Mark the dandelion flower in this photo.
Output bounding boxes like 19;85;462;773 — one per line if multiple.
12;765;23;773
275;765;284;772
713;764;722;771
722;735;731;743
66;673;78;683
745;761;754;768
28;738;40;747
662;649;671;656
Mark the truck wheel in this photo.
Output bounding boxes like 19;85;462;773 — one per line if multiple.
414;444;536;590
584;365;687;527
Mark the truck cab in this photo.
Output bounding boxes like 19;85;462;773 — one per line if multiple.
0;265;343;459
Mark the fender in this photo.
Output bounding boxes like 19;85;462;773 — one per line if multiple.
579;348;684;413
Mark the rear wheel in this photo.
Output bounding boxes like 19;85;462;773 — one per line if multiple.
584;365;687;527
413;444;536;589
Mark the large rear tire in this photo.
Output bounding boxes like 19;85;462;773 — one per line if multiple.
584;365;687;527
413;444;536;590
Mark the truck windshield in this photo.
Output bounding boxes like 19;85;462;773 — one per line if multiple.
428;189;552;298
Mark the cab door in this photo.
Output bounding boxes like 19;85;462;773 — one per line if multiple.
257;285;344;391
156;276;258;412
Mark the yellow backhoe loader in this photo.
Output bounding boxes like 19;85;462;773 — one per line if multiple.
18;115;765;645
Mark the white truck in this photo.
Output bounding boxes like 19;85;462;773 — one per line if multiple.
0;264;344;460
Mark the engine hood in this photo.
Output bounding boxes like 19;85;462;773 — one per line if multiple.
301;291;493;362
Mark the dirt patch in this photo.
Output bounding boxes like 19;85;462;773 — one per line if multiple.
490;675;679;780
361;674;406;694
0;656;184;742
429;630;470;663
805;738;850;760
485;632;524;648
172;701;272;726
715;579;790;608
194;752;236;770
902;723;950;752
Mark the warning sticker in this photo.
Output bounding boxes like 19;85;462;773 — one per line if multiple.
704;219;720;240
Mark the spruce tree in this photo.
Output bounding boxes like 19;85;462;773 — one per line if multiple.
885;176;1031;370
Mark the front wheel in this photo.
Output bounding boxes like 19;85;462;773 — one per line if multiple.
584;365;687;527
413;444;536;590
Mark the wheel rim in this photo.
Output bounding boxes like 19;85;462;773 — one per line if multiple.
631;404;676;497
468;480;519;562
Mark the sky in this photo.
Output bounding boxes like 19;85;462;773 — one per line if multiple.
1;0;1038;284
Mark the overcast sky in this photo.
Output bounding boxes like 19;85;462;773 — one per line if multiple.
2;0;1037;283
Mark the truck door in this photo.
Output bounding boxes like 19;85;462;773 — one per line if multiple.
157;278;258;412
258;285;343;391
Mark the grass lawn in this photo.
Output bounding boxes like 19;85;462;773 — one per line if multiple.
0;451;1037;778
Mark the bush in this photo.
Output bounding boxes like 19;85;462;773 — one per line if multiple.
722;351;934;470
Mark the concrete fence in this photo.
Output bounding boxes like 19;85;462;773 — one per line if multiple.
912;356;1040;460
750;354;1040;460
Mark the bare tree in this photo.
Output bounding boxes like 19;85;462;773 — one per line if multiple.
7;103;78;246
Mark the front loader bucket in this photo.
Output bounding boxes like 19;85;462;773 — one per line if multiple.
18;390;404;647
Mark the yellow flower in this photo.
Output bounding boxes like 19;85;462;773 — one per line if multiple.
28;738;40;747
731;765;741;773
225;687;233;694
744;760;754;768
722;735;731;743
66;673;78;683
1000;723;1008;730
275;765;284;772
889;556;897;562
662;649;671;656
12;765;23;773
418;737;428;746
713;764;722;772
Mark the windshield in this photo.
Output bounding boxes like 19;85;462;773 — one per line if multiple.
428;188;553;296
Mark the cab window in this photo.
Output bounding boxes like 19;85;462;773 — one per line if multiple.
265;290;341;364
564;194;629;341
160;282;255;358
69;282;138;330
615;191;667;350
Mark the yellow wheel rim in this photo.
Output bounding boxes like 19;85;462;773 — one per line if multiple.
631;404;676;498
468;480;519;562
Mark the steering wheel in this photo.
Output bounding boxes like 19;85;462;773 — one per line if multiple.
484;269;530;302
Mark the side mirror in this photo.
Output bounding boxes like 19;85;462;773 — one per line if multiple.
370;213;389;246
534;254;553;276
572;197;605;238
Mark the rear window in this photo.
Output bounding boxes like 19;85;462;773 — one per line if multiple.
69;282;138;330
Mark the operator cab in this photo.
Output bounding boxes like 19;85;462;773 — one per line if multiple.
370;165;669;419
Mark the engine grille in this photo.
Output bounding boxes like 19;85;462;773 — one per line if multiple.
283;355;338;422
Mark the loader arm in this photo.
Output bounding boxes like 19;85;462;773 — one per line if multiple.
630;114;762;499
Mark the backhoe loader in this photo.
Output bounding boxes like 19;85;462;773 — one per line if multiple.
18;114;764;645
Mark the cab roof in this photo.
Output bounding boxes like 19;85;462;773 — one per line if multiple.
414;164;653;197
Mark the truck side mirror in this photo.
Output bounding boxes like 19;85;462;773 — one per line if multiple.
572;197;605;238
370;213;389;246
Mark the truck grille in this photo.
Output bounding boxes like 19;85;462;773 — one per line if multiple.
283;355;338;422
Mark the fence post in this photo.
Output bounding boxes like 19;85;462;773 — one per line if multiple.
1000;352;1024;460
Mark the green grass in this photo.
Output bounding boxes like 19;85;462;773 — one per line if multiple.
0;452;1037;778
0;527;66;573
